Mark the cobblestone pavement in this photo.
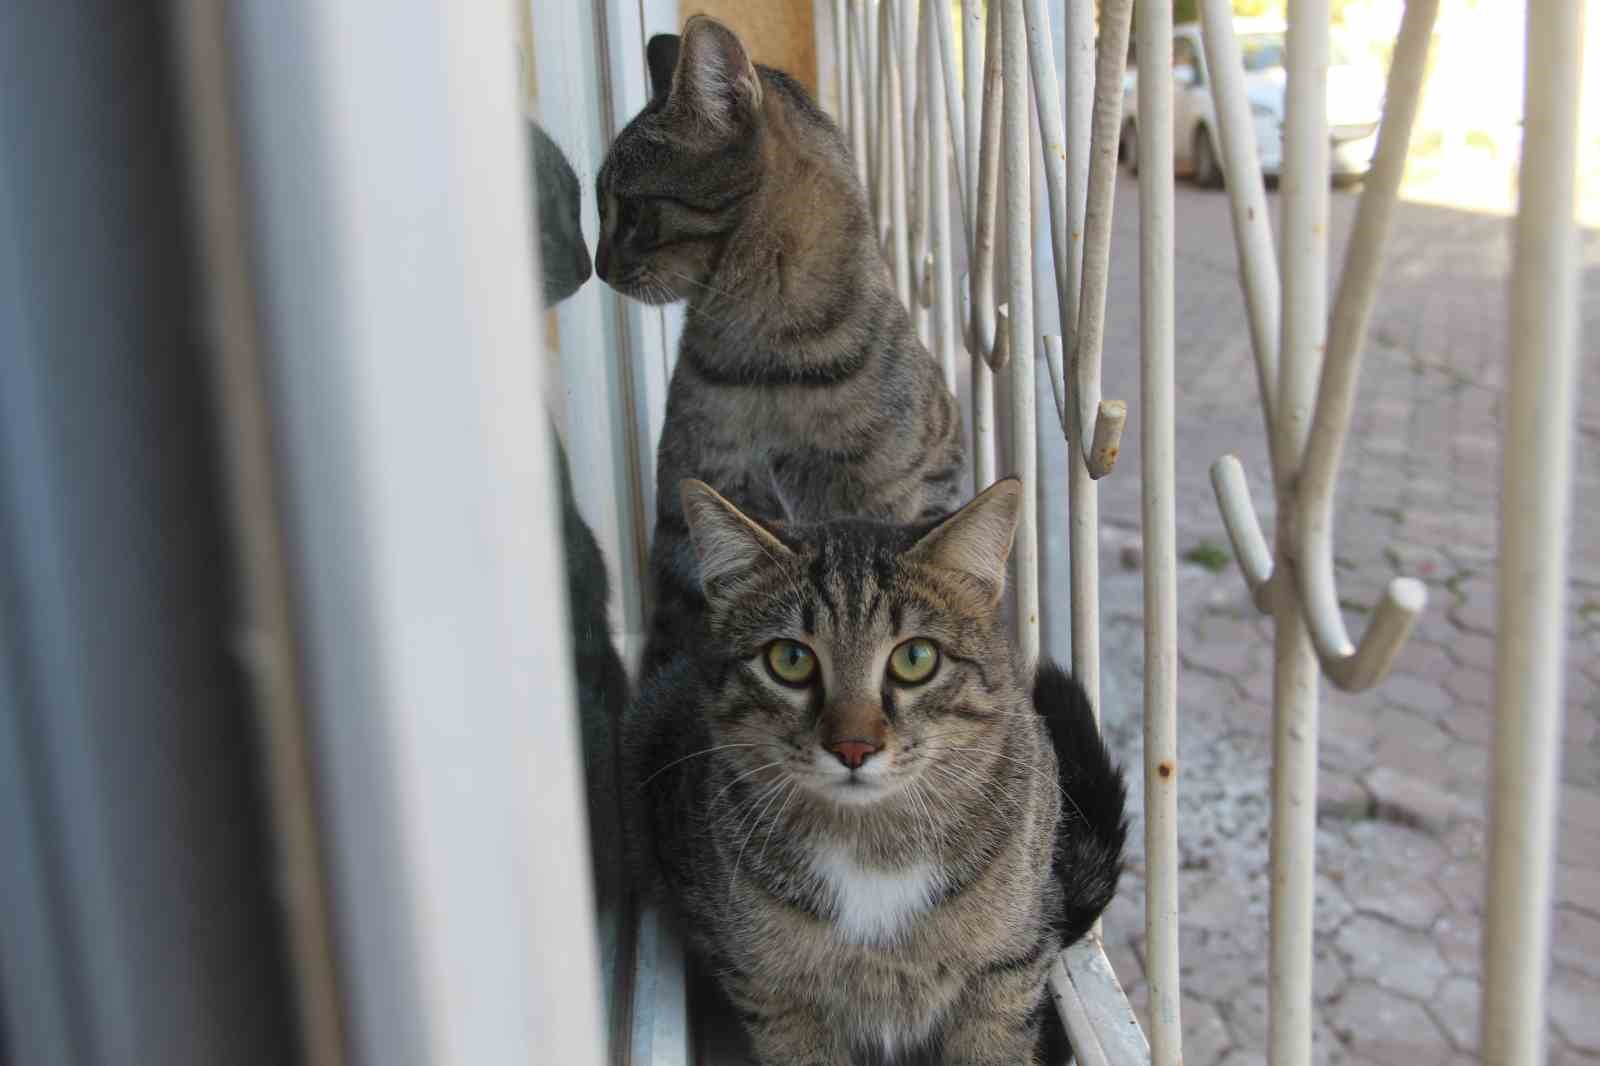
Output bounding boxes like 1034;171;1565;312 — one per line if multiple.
1036;174;1600;1066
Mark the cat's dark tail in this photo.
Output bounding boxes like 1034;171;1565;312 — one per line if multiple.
1034;659;1128;948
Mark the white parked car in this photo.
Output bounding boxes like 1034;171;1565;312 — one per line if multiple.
1120;19;1386;187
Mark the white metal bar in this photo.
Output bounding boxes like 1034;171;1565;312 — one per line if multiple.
1268;0;1328;1061
1292;0;1438;692
229;2;605;1063
832;0;850;135
849;1;872;190
913;0;934;339
1482;1;1586;1061
962;0;984;237
897;0;920;225
881;0;912;304
967;0;1002;489
968;1;1005;366
1001;0;1037;663
1025;0;1127;482
1196;0;1281;441
1209;455;1275;613
924;0;959;392
1060;0;1100;713
865;0;884;208
1135;2;1180;1063
931;0;968;230
1065;0;1134;480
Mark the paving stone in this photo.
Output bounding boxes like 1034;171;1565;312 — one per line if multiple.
1337;841;1451;932
1550;968;1600;1053
1335;913;1451;1000
1319;771;1374;822
1562;824;1600;871
1440;740;1490;795
1551;1044;1600;1066
1391;639;1458;683
1431;861;1486;919
1446;631;1497;671
1556;864;1600;916
1327;981;1451;1066
1374;709;1456;763
1383;674;1455;717
1364;766;1474;835
1442;665;1493;707
1427;975;1480;1051
1432;910;1482;976
1442;701;1494;745
1447;583;1496;636
1323;697;1381;755
1441;818;1487;861
1222;992;1343;1066
1315;943;1350;1004
1183;995;1234;1066
1552;906;1600;979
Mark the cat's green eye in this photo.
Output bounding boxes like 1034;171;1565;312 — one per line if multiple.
888;638;940;685
765;640;818;686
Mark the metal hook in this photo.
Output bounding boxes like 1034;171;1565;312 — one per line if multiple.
1045;336;1126;477
1290;0;1439;692
1209;456;1276;615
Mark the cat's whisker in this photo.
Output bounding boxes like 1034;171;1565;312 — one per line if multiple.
658;266;745;303
925;763;1009;823
758;782;801;868
713;773;790;832
640;742;762;786
920;742;1092;829
706;758;789;810
730;776;794;903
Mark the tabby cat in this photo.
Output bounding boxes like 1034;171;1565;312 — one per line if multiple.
625;478;1127;1066
595;17;965;672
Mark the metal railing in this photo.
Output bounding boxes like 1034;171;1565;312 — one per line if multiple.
821;0;1586;1063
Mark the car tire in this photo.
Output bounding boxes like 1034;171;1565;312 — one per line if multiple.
1192;126;1222;188
1121;120;1138;175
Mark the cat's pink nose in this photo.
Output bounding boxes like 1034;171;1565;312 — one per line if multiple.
828;739;879;770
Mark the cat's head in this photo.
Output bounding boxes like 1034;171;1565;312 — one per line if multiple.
681;478;1026;809
528;121;592;307
594;16;859;306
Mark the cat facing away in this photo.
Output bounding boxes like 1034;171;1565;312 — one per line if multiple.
595;17;966;673
624;478;1127;1066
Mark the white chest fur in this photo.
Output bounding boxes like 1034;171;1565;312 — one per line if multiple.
812;846;942;945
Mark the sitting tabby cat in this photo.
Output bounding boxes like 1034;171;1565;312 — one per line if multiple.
625;478;1127;1066
595;17;965;673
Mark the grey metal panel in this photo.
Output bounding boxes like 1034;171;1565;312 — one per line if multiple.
0;4;298;1064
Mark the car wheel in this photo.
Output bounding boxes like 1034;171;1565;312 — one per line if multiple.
1120;120;1138;175
1192;126;1222;188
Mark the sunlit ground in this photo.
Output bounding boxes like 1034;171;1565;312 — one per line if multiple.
1377;0;1600;226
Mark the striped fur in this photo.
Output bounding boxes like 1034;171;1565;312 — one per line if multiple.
594;17;965;674
623;482;1126;1066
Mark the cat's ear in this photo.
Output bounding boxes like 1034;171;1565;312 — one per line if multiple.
905;478;1022;604
646;34;680;104
681;479;793;593
671;16;763;132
